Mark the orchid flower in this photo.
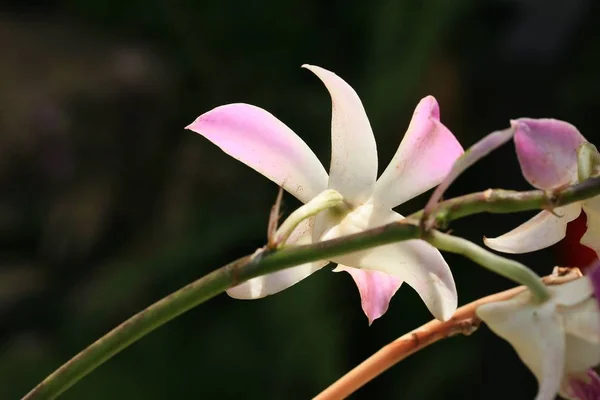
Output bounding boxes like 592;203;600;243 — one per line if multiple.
477;269;600;400
485;118;600;257
186;65;464;323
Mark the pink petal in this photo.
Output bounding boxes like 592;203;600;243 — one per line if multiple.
567;369;600;400
186;103;328;204
302;65;378;206
227;218;328;298
587;261;600;307
374;96;464;209
333;265;402;325
484;205;582;254
321;210;457;321
513;118;587;190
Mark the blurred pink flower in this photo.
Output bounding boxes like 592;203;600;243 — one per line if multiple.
485;118;600;258
569;368;600;400
187;65;463;323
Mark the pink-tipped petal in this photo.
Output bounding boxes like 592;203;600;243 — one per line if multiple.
302;65;377;206
374;96;464;209
581;196;600;258
186;103;328;203
321;209;457;321
484;205;582;254
227;219;328;298
333;265;402;325
513;118;587;189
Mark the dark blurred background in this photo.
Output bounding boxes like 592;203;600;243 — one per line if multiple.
1;0;599;398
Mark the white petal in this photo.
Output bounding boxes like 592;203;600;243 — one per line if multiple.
564;334;600;375
581;196;600;257
560;369;600;400
477;295;565;400
303;65;377;205
320;209;457;321
484;204;582;254
553;277;594;307
560;336;600;400
187;103;328;203
373;96;464;209
562;298;600;344
227;218;328;298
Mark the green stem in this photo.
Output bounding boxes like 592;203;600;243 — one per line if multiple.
23;222;421;400
426;231;551;302
274;189;345;246
423;128;514;222
409;176;600;227
24;176;600;399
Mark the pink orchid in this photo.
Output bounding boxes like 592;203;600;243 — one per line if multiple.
477;274;600;400
186;65;464;323
485;118;600;257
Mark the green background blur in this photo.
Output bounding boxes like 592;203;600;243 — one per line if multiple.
1;0;599;398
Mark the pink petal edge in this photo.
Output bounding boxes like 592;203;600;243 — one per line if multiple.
568;369;600;400
374;96;464;209
588;261;600;306
334;265;402;325
513;118;587;190
186;103;328;204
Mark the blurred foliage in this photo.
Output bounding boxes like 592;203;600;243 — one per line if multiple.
0;0;599;398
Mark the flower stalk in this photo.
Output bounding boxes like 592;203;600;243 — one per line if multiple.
22;178;600;400
425;231;550;302
313;268;582;400
273;189;345;247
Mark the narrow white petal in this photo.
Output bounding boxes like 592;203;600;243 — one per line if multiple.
477;295;565;400
226;262;325;299
227;218;328;299
484;204;582;254
303;65;377;205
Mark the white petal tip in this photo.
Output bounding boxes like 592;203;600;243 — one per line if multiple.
483;235;519;254
435;300;458;322
226;289;261;300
